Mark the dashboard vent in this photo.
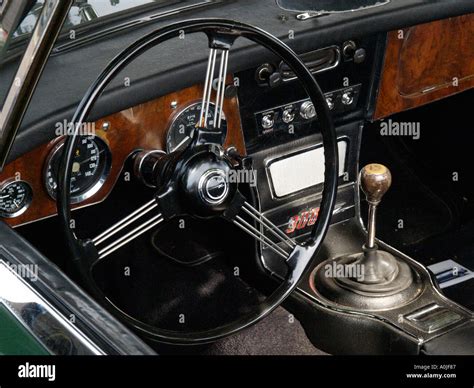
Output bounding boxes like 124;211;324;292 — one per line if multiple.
279;45;341;81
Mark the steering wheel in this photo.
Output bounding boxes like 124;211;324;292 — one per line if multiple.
57;19;338;345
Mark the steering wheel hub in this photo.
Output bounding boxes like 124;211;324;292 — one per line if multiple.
177;145;238;217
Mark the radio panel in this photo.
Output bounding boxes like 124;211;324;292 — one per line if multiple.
255;84;361;136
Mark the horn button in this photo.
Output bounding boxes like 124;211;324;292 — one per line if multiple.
179;149;238;217
199;169;229;205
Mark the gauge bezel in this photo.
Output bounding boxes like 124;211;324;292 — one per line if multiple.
43;136;112;204
165;101;227;153
0;179;33;218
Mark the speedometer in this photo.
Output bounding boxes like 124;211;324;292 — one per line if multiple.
44;136;111;204
166;102;227;153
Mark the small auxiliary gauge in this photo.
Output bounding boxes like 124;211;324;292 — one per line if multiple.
166;102;227;153
0;180;33;218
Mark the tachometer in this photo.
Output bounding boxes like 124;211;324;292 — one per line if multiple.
0;180;33;218
44;136;111;204
166;102;227;153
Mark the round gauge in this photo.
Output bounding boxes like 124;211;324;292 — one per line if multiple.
166;102;227;153
0;180;33;218
44;136;111;204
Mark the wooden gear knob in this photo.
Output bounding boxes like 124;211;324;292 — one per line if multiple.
360;163;392;205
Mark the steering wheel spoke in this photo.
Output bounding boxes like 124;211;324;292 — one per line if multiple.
92;199;164;260
199;47;229;130
241;202;296;250
230;200;296;260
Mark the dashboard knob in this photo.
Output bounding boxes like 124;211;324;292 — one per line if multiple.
326;97;335;111
261;114;274;129
282;108;295;123
256;63;272;82
300;101;317;120
342;91;354;106
342;40;357;59
354;48;367;64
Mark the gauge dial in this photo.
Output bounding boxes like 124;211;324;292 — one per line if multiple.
0;180;33;218
44;136;111;204
166;102;227;153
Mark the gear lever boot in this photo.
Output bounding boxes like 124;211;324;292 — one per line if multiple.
339;164;409;291
312;164;421;310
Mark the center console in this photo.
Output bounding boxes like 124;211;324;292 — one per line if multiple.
236;33;473;354
236;34;381;277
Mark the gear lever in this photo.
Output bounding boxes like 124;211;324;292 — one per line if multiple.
360;164;392;249
347;163;408;287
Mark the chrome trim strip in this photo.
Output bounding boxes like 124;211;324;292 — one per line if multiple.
291;1;391;21
0;257;105;355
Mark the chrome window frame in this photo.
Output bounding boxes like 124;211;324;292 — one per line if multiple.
0;0;74;170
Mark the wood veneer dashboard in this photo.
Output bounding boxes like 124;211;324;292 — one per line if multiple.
0;81;245;228
375;13;474;120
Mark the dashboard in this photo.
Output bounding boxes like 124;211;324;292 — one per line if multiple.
0;11;473;237
0;82;245;227
0;30;370;229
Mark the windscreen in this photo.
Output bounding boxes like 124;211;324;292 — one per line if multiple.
14;0;174;39
0;0;186;110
